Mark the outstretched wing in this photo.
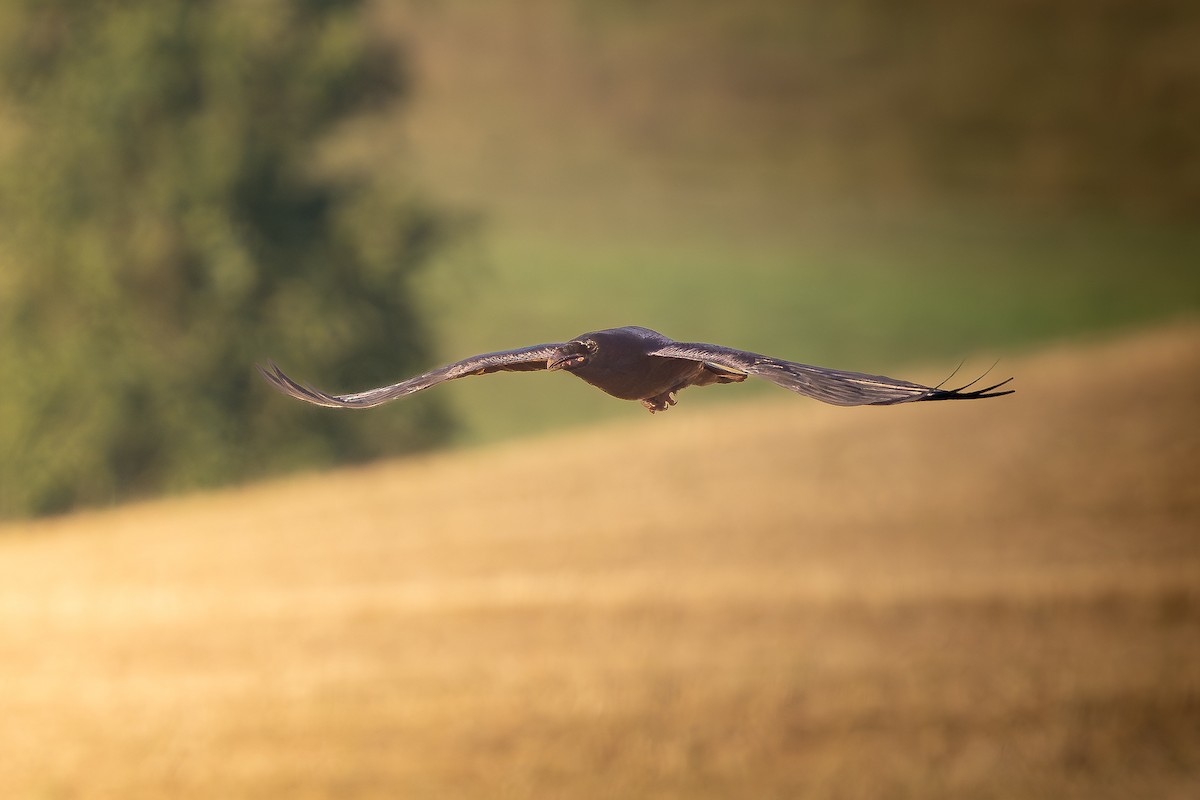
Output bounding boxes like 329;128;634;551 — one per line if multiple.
258;343;564;409
648;341;1013;406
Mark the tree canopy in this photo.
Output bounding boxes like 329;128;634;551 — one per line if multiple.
0;0;454;517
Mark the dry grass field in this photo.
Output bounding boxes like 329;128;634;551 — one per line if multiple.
2;323;1198;799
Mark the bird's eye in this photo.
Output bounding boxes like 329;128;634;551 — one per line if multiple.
583;340;598;353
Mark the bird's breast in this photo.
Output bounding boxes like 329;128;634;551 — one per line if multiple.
571;355;703;401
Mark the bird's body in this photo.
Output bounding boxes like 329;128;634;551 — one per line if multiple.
259;325;1012;413
555;326;745;410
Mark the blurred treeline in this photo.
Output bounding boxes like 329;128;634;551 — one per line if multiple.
0;1;453;518
395;0;1200;223
639;0;1199;218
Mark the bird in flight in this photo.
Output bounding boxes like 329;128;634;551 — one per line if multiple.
258;325;1012;413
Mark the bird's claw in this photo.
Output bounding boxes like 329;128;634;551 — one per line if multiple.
641;391;678;413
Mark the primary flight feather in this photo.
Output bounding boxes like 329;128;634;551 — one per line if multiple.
258;325;1013;413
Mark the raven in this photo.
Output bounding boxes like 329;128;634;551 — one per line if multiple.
258;325;1012;413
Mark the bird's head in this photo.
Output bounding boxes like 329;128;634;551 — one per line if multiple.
547;338;598;372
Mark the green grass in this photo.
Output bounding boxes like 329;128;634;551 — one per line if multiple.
414;210;1200;442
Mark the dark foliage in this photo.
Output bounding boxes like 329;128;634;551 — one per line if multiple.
0;0;454;517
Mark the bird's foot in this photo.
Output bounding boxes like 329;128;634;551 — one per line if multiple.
641;391;678;413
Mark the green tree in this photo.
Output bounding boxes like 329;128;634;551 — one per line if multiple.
0;0;454;517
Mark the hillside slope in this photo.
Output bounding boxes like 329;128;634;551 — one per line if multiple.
1;323;1198;799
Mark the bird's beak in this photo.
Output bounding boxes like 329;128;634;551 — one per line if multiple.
547;352;585;371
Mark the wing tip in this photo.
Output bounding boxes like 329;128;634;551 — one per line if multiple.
256;359;350;408
922;375;1015;402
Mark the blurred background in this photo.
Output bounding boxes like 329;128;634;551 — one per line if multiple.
0;1;1197;798
0;0;1197;516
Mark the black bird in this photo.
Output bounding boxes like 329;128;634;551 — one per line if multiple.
258;325;1012;413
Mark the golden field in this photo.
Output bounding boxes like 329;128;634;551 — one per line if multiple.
2;323;1198;799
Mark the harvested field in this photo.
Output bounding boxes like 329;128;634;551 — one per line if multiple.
2;323;1198;799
